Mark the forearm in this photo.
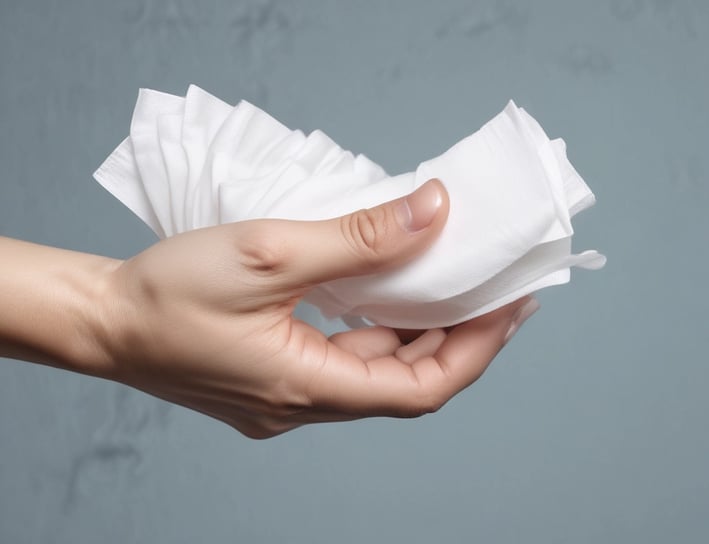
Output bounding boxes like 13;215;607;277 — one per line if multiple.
0;236;122;377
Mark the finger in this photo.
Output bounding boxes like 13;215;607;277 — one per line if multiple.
307;296;538;418
410;296;540;401
329;326;402;361
233;179;449;292
394;328;447;364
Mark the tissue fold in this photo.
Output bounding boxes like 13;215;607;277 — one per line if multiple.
94;85;605;328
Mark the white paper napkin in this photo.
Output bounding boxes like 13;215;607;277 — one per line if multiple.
95;85;605;329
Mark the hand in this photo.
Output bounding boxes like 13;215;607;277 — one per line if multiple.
97;179;539;438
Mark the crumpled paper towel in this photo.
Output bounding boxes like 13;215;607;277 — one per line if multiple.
95;85;605;328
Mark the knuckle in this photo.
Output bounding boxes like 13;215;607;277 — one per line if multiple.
235;419;286;440
237;223;290;276
398;390;446;418
414;390;447;416
340;207;392;266
240;427;276;440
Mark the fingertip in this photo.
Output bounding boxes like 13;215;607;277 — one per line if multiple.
396;178;449;233
503;297;541;345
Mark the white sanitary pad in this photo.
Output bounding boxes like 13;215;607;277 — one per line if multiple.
95;85;605;328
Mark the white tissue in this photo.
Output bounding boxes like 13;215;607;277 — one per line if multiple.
95;85;605;329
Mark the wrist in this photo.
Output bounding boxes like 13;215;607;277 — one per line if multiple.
68;255;127;379
33;251;126;379
0;236;124;378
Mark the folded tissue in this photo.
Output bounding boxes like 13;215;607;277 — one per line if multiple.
94;85;605;329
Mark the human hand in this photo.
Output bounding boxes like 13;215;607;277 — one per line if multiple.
98;179;539;438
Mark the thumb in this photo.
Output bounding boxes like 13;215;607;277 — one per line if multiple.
238;178;449;291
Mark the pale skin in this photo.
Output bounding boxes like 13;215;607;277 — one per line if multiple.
0;179;539;439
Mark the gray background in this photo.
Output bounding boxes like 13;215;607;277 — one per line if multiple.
1;1;707;542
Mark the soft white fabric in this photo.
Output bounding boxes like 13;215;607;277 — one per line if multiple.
94;85;605;328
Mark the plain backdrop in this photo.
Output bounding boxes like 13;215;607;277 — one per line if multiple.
1;1;707;543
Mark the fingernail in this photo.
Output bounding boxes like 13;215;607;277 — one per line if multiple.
396;179;444;232
503;297;541;345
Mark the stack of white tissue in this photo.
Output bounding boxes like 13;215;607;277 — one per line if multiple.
94;85;605;329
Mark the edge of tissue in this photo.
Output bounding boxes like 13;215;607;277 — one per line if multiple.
94;85;605;329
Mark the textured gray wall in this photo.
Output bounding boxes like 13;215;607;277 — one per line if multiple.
1;1;708;542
